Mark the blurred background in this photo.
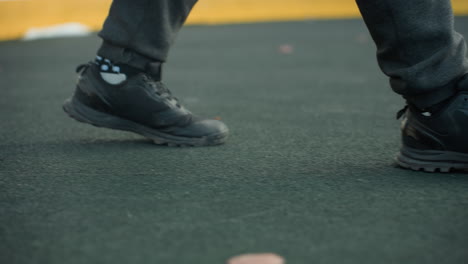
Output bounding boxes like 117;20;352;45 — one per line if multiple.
1;0;468;41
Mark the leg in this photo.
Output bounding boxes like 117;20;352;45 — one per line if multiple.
98;0;198;69
356;0;468;172
356;0;468;109
63;0;229;146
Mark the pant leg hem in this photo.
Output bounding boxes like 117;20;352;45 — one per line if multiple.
404;80;459;110
97;41;157;70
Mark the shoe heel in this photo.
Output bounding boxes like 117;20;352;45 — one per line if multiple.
63;97;122;129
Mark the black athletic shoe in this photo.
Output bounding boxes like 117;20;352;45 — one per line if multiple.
63;62;228;146
396;90;468;172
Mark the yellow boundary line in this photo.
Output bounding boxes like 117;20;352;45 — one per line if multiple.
1;0;467;41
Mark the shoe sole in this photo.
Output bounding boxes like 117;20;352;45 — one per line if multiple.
63;97;228;147
396;146;468;173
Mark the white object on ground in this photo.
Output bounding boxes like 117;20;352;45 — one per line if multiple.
22;22;91;41
227;253;285;264
278;44;294;54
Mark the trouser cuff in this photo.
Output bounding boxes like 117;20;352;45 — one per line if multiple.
97;41;162;80
403;85;456;110
404;73;468;109
403;80;459;110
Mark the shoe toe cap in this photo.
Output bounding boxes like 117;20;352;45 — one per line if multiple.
185;119;229;138
166;118;228;139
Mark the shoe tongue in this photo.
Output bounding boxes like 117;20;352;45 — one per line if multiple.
145;62;162;81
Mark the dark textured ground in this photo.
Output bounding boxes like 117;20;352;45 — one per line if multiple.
1;18;468;264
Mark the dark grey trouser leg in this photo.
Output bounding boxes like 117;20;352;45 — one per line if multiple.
97;0;198;70
355;0;468;109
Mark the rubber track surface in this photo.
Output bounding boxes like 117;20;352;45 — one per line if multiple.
1;18;468;264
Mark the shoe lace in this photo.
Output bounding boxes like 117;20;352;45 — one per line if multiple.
144;75;182;108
